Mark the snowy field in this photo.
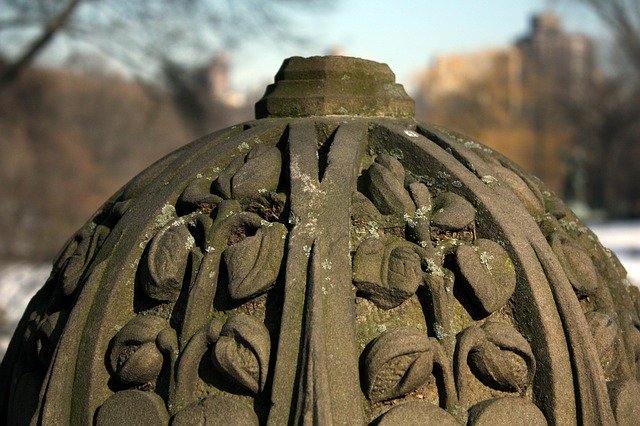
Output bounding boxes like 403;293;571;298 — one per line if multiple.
1;221;640;362
589;221;640;286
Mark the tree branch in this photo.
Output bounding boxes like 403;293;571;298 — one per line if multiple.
0;0;83;92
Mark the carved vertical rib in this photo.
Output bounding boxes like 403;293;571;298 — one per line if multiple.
269;120;366;425
532;243;616;425
294;240;333;425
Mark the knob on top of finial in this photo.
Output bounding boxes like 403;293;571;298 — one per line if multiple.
255;56;415;119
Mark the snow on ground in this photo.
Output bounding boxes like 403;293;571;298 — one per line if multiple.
0;263;51;361
1;221;639;363
589;220;640;286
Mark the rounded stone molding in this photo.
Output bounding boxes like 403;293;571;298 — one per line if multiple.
0;56;638;425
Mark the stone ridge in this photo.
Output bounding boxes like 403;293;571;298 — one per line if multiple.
255;56;415;118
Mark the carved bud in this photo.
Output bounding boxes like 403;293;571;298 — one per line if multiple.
550;233;599;297
172;395;259;426
586;311;621;375
142;223;194;302
376;401;459;426
366;154;415;216
214;145;282;200
455;239;516;315
35;310;68;367
431;191;475;230
457;322;536;395
492;164;544;216
212;314;271;394
467;397;547;426
364;328;434;402
178;177;222;212
108;315;168;386
353;236;423;309
223;218;287;300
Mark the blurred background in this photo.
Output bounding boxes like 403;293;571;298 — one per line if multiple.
1;0;639;358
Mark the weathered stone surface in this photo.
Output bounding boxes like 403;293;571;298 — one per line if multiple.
255;56;414;118
212;314;271;394
467;397;547;426
353;236;423;309
96;390;169;425
455;238;517;315
1;55;638;426
376;401;459;425
431;191;476;230
172;394;259;426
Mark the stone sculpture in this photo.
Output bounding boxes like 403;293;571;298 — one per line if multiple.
1;56;639;425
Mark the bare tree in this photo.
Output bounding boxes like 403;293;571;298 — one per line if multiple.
0;0;332;91
561;0;640;216
571;0;640;72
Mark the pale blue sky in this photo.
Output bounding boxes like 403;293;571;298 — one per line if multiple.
231;0;603;96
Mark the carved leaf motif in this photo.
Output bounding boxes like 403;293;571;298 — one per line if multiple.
353;236;423;309
406;182;432;244
550;233;599;297
108;315;168;386
224;221;287;300
607;379;640;425
143;223;194;302
59;224;109;296
431;191;475;230
212;314;271;394
455;239;516;315
364;328;434;402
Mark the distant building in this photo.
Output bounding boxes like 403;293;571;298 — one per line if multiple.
417;12;596;116
414;12;599;194
516;13;596;102
417;47;522;116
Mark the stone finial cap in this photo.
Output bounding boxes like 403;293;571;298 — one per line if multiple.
255;56;415;119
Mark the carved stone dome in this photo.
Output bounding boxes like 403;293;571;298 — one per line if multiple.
2;56;640;425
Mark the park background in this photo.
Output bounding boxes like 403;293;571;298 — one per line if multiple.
1;0;639;359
